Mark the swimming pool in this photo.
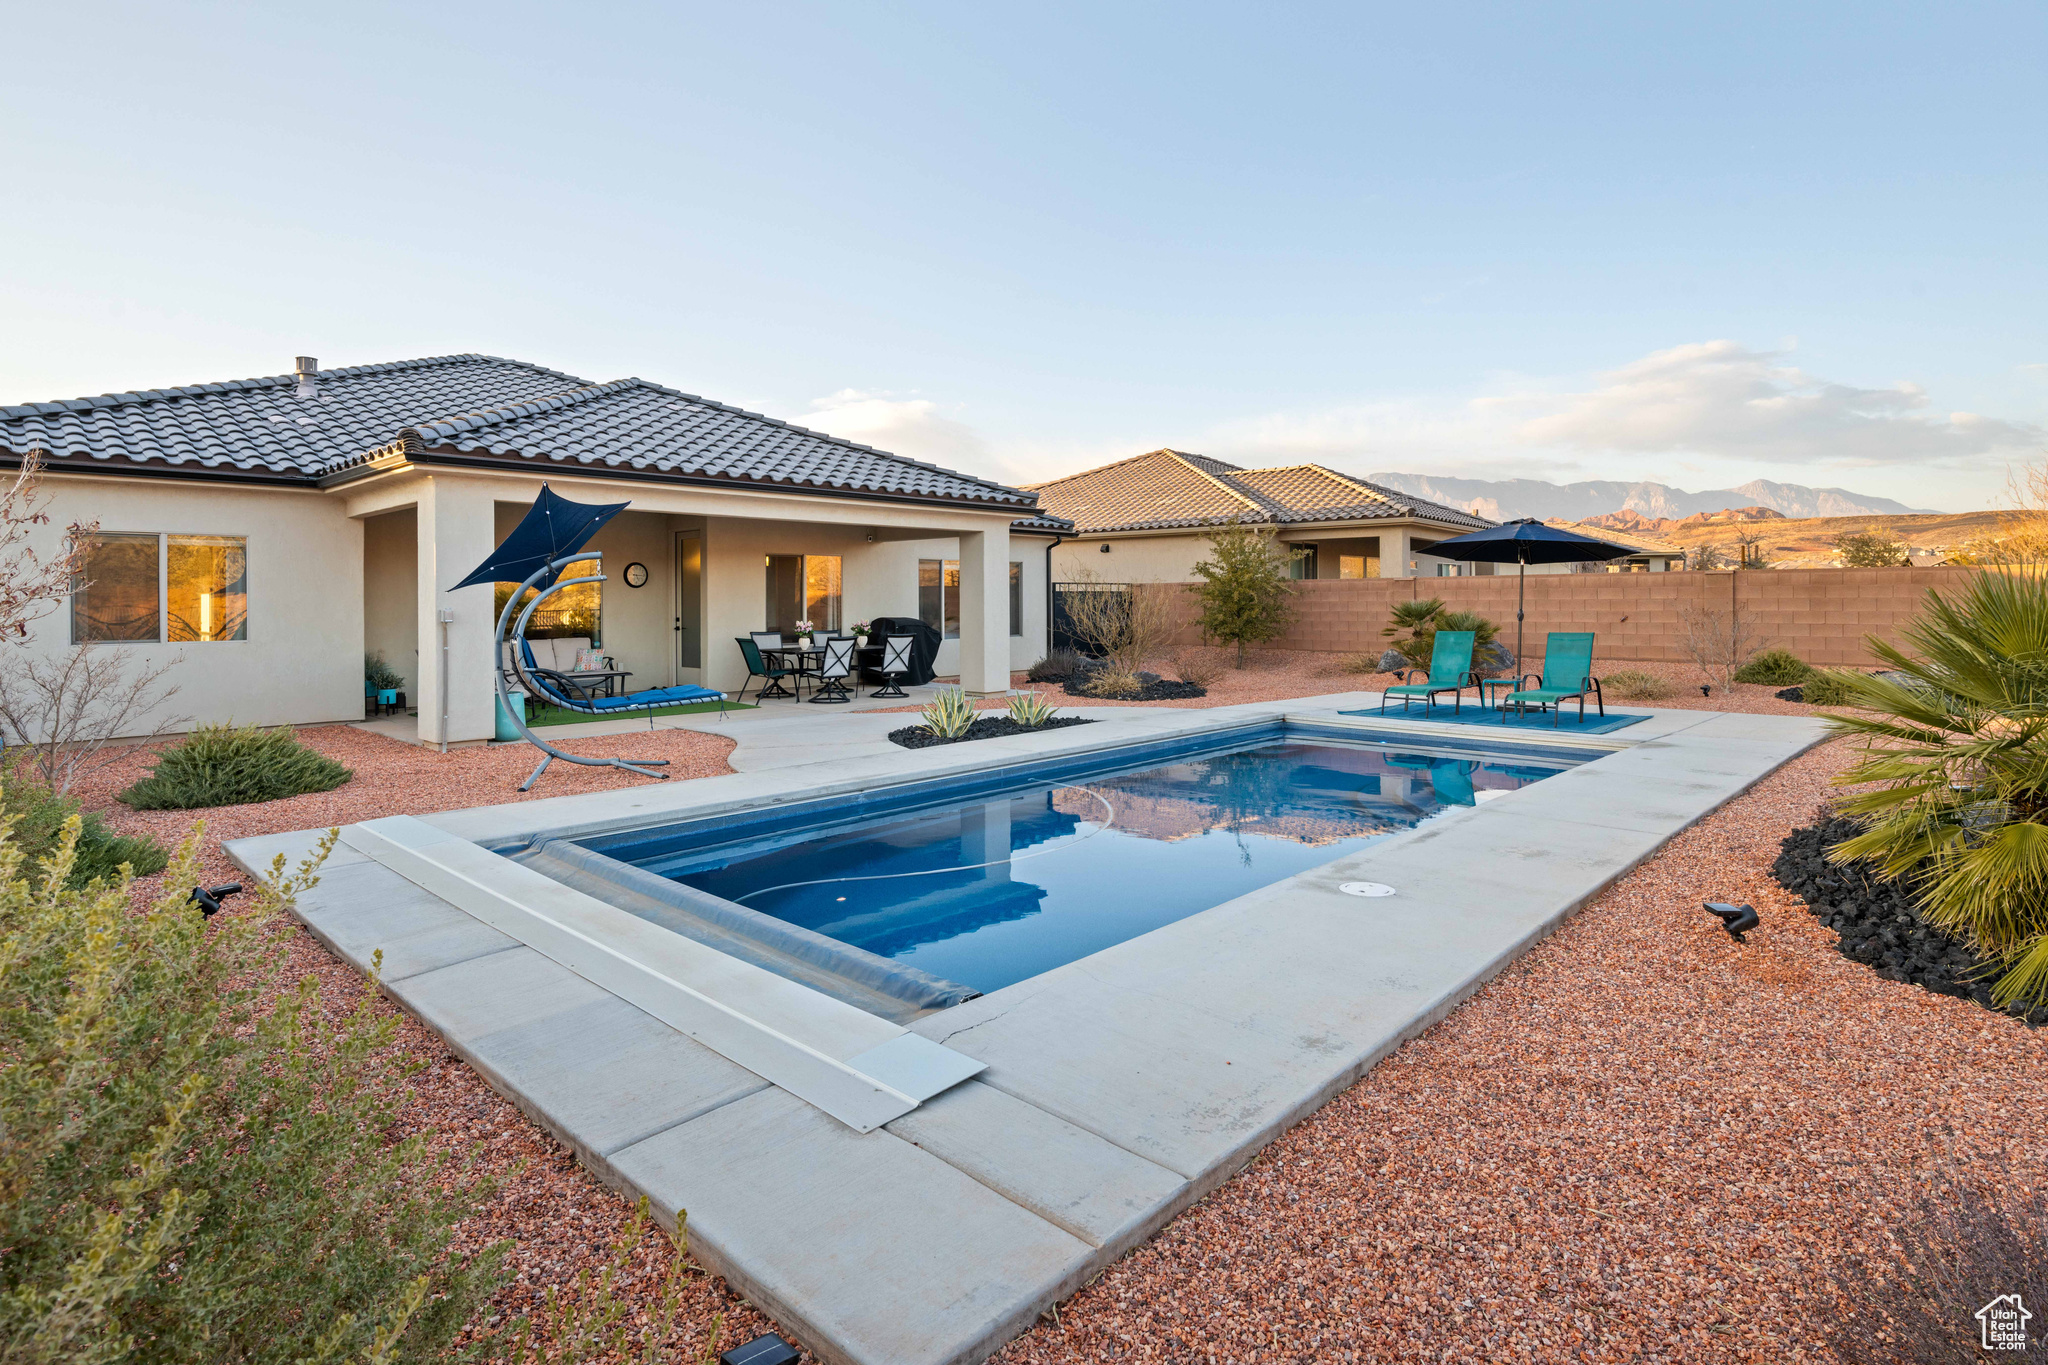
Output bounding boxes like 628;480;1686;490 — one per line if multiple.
525;727;1581;1003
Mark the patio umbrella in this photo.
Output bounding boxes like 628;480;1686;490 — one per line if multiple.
452;482;630;591
1418;518;1635;668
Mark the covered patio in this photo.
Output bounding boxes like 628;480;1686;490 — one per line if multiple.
341;386;1067;747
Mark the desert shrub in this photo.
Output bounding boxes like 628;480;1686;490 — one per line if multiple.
1602;669;1676;701
1797;671;1858;706
0;644;186;794
1060;574;1181;678
1678;600;1769;693
1081;666;1144;698
2;760;166;886
1170;649;1221;689
118;722;353;810
1026;649;1085;682
1733;648;1815;686
1824;570;2048;1009
1829;1145;2048;1363
920;687;976;739
1005;692;1058;727
0;823;510;1361
1190;523;1294;665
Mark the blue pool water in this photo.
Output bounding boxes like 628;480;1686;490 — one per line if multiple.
612;735;1574;995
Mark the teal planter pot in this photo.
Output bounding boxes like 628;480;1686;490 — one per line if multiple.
494;691;527;742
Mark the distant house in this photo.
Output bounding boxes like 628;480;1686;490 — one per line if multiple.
1539;519;1687;572
1026;449;1492;583
0;354;1070;744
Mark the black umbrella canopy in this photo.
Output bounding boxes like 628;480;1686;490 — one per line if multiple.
1416;518;1637;672
1422;518;1636;565
452;483;631;592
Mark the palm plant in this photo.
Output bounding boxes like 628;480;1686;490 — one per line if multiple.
1382;599;1500;669
1822;569;2048;1009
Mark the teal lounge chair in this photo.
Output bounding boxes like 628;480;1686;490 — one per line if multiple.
1501;631;1604;726
1380;629;1479;716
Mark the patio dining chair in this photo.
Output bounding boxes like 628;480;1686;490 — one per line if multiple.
735;636;798;703
871;634;915;699
1379;629;1479;715
1500;631;1604;726
807;636;858;704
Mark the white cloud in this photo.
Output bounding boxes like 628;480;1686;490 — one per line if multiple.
801;389;993;471
1498;340;2040;466
1206;340;2042;484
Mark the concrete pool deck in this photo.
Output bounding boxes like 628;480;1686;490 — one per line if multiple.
227;694;1827;1365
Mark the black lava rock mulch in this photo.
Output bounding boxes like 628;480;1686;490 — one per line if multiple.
888;716;1097;749
1775;685;1806;702
1772;815;2047;1026
1060;678;1207;701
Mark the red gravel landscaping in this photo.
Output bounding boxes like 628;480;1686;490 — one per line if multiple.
69;708;2046;1361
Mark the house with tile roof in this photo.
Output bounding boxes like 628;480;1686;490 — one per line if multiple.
1539;519;1686;572
1024;449;1495;583
0;354;1071;743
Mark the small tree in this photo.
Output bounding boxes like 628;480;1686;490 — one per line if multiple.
0;451;96;643
1834;524;1909;568
1684;542;1729;571
1190;523;1294;666
0;646;185;794
1678;600;1769;693
1731;527;1771;569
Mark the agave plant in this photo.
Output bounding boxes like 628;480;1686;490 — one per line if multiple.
919;687;977;740
1822;569;2048;1008
1005;691;1058;728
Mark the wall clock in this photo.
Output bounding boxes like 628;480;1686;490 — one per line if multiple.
622;561;649;588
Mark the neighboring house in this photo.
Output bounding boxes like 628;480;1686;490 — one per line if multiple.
1026;449;1493;582
0;354;1071;744
1537;519;1687;573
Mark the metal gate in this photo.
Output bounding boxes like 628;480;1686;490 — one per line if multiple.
1050;581;1130;657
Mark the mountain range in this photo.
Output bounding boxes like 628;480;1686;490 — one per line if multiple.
1366;473;1934;523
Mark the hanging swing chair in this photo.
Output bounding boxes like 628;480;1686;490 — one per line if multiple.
456;485;728;792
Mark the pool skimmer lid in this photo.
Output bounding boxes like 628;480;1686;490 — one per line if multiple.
1340;881;1397;898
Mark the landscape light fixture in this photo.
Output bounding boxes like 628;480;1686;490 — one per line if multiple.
718;1335;800;1365
1704;900;1760;942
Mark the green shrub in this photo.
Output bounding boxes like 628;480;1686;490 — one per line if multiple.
119;723;352;810
1190;523;1295;666
1733;648;1815;686
1800;670;1859;706
0;822;508;1361
364;651;405;692
2;762;168;886
920;687;976;739
1602;669;1676;701
1824;570;2048;1009
1025;649;1085;682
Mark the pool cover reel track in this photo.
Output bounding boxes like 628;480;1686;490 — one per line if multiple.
459;485;711;792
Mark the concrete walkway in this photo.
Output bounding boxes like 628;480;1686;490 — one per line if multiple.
235;696;1827;1365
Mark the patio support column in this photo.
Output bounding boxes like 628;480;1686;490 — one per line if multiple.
415;477;497;746
956;524;1010;696
1383;526;1414;579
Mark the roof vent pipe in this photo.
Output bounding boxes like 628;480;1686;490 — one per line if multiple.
294;356;318;399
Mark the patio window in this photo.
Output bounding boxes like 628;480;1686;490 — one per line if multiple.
918;559;959;638
495;559;600;640
766;555;841;634
167;536;248;641
72;532;250;644
1009;561;1023;637
1337;554;1377;580
1288;545;1316;580
72;533;162;642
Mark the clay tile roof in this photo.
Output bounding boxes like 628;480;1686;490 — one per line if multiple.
1026;451;1491;534
0;355;1065;525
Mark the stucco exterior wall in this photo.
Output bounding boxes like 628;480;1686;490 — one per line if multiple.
25;475;365;739
1051;533;1212;583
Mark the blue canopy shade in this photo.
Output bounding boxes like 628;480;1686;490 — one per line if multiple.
1422;517;1635;565
451;483;631;591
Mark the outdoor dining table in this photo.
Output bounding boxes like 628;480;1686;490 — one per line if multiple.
759;644;825;699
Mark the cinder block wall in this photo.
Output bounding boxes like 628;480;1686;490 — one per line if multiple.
1166;567;1983;667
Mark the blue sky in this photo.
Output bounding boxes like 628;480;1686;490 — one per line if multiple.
4;2;2043;509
